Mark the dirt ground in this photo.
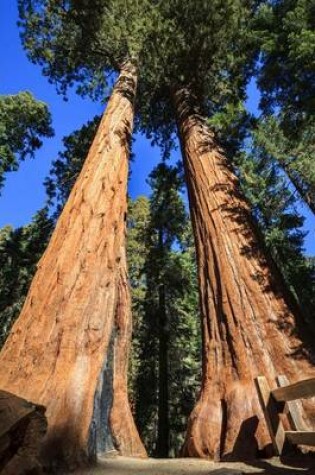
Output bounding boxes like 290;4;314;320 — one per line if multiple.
73;455;315;475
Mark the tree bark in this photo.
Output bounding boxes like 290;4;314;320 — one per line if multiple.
110;246;146;456
173;87;315;461
0;62;146;470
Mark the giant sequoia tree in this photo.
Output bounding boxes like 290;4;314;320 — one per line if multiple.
138;0;315;460
0;73;146;468
0;0;163;467
209;103;315;330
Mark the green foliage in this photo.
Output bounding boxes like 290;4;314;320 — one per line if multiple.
208;100;253;159
236;122;315;323
0;92;53;191
256;0;315;212
0;209;54;347
249;116;315;213
18;0;260;155
128;164;201;456
127;195;151;411
137;0;259;151
257;0;315;116
18;0;163;98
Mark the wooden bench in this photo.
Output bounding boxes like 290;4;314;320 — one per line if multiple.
255;375;315;455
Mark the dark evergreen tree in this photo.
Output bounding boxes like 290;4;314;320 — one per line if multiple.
0;209;54;346
126;195;150;409
256;0;315;213
236;125;315;326
129;164;201;457
0;92;53;191
257;0;314;118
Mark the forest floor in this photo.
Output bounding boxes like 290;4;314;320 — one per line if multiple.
74;455;315;475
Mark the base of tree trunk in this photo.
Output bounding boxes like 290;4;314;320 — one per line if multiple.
183;380;274;461
110;259;147;458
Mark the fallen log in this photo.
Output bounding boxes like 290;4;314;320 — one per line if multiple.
0;390;47;474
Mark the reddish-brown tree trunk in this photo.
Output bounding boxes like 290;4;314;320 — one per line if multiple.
0;63;146;469
173;87;315;461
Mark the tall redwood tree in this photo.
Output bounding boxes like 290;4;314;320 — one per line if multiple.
0;0;161;467
137;0;315;459
0;64;146;468
0;0;171;465
172;87;315;459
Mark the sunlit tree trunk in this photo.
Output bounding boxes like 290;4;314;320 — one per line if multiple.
173;87;315;461
0;63;146;470
110;246;146;456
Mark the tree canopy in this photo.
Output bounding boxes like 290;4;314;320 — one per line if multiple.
137;0;259;152
257;0;315;117
256;0;315;213
0;91;53;191
18;0;163;97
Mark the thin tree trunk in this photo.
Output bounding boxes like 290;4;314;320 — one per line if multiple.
0;62;146;469
156;231;169;457
279;163;315;216
173;87;315;461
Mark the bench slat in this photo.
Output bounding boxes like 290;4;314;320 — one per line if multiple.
255;376;286;455
272;378;315;402
276;375;306;431
285;431;315;446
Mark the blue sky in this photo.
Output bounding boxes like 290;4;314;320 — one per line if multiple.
0;1;314;255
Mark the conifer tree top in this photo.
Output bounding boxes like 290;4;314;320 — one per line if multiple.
18;1;258;102
18;0;163;98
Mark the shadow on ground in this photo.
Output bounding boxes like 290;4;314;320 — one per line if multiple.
243;455;315;475
74;455;315;475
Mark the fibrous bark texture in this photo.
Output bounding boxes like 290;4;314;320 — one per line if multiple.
110;247;146;456
0;63;146;469
173;87;315;461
